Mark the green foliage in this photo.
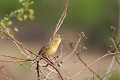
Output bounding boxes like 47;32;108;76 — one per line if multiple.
84;76;99;80
0;0;35;36
108;71;120;80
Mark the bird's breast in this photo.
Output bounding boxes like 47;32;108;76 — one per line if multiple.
44;47;57;57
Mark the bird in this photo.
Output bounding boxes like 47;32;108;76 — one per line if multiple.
36;34;62;79
38;34;62;57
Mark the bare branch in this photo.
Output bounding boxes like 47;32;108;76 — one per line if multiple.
76;53;101;78
100;64;120;80
67;33;101;78
71;52;119;79
63;34;82;62
0;25;64;80
2;75;13;80
102;56;115;80
53;0;69;35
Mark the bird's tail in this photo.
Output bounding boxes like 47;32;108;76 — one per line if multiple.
36;60;40;80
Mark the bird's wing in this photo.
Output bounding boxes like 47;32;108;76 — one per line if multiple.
38;46;46;55
38;43;50;55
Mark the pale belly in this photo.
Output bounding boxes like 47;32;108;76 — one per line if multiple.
43;47;57;57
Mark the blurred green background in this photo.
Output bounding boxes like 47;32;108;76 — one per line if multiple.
0;0;120;80
0;0;119;50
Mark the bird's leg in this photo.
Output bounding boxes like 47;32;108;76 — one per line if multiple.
43;57;54;67
45;57;54;65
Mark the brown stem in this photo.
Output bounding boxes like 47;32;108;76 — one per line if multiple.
76;54;101;78
71;52;119;79
53;0;69;35
0;30;64;80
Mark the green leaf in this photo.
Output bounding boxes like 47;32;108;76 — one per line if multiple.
7;20;13;25
17;16;23;21
4;17;9;21
14;27;19;32
29;9;34;15
22;2;29;7
17;8;24;14
30;1;34;4
23;15;28;20
19;0;24;3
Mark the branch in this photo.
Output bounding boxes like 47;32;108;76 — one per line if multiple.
100;64;120;80
102;56;115;80
0;55;30;60
67;33;101;78
0;26;64;80
53;0;69;35
71;52;119;79
2;75;12;80
63;33;85;62
0;29;52;65
76;53;101;78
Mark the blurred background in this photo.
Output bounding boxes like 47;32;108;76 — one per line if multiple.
0;0;120;80
0;0;119;49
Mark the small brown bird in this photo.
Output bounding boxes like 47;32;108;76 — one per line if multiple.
36;34;62;79
38;34;62;57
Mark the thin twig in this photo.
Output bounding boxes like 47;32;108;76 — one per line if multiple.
0;55;30;61
76;53;101;78
43;66;55;80
52;66;64;80
110;38;120;64
2;75;12;80
19;62;36;73
0;0;70;79
53;0;69;35
110;38;119;52
0;30;53;65
100;64;120;80
102;56;115;80
13;41;28;56
44;71;54;80
36;62;49;79
60;64;72;80
63;35;82;62
0;29;64;80
68;35;101;78
71;52;119;79
1;22;30;57
0;60;30;63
